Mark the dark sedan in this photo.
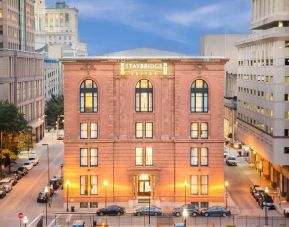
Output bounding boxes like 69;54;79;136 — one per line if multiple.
37;192;49;203
200;206;231;217
257;192;275;210
172;204;199;217
133;206;162;216
17;167;28;175
96;205;125;216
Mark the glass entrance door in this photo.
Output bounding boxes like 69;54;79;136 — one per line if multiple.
138;179;151;196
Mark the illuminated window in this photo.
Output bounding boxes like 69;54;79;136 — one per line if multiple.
200;148;208;166
80;148;88;166
135;122;153;139
80;80;98;113
135;79;153;112
90;176;98;195
190;175;198;195
285;112;289;119
90;123;98;139
0;10;3;18
80;123;98;139
80;123;88;139
190;148;198;166
200;175;208;195
285;41;289;48
285;76;289;83
80;175;88;195
191;80;208;112
200;123;208;139
90;148;98;166
145;147;153;165
135;148;143;166
190;123;198;139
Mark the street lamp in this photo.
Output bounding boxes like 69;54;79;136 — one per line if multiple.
44;186;49;226
264;187;269;227
66;180;70;212
42;144;50;186
182;208;188;227
184;181;188;205
103;180;108;225
23;216;28;227
225;181;229;208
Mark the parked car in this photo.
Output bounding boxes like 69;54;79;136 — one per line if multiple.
200;206;231;217
50;178;60;190
28;156;39;166
0;178;13;192
133;206;162;216
172;204;199;217
37;191;49;203
17;167;28;175
250;184;260;195
224;150;230;158
96;205;125;216
71;220;85;227
57;136;64;140
253;187;265;200
226;156;237;166
13;171;23;180
0;186;6;198
257;192;275;210
53;175;63;185
284;207;289;217
6;175;18;185
23;162;33;170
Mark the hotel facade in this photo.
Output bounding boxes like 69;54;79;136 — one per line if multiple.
62;49;226;209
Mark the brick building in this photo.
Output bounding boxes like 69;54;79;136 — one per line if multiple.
62;48;227;209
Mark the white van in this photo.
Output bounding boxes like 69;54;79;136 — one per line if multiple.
71;220;85;227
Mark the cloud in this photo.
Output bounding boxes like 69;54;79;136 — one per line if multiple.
166;0;250;32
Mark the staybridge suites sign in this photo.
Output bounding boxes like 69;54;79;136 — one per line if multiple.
119;62;169;76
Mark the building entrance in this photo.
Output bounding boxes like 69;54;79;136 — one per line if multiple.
138;174;151;197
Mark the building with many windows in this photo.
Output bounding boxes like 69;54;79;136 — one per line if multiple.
62;48;227;209
236;0;289;199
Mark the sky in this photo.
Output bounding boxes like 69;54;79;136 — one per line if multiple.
47;0;251;56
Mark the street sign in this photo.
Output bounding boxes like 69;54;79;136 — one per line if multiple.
18;212;24;220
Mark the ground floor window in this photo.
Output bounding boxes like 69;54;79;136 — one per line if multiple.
80;202;88;208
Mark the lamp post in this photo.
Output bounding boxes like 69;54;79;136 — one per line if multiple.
23;216;28;227
42;144;50;186
44;186;49;226
264;187;269;227
184;181;188;205
103;180;108;225
66;180;70;212
182;208;188;227
225;181;229;208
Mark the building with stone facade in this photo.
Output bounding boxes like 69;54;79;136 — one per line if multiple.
201;35;247;143
0;0;45;142
44;56;61;101
236;0;289;199
62;48;227;209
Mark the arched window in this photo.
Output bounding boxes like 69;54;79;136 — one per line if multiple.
80;79;98;113
135;79;153;112
191;79;208;112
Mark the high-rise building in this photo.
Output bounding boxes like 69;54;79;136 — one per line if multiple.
62;48;226;209
44;57;61;101
236;0;289;199
0;0;45;142
34;0;87;58
201;34;247;144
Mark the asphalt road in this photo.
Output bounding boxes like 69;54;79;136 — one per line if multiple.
0;132;64;227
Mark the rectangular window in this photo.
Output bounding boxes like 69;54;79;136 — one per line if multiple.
90;176;98;195
285;76;289;83
80;175;88;195
190;148;198;166
285;59;289;66
191;175;198;195
200;148;208;166
190;123;198;139
80;202;88;208
80;123;88;139
284;112;289;119
90;202;98;208
145;147;153;165
285;41;289;48
135;148;143;166
80;148;88;166
284;129;289;137
200;123;208;139
284;147;289;154
145;122;153;138
285;94;289;101
90;123;98;139
200;175;208;195
90;148;98;166
135;122;143;138
200;202;209;208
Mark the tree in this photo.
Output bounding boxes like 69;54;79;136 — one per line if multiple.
0;101;29;175
45;95;64;128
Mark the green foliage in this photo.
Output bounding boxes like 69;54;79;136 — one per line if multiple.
45;95;64;127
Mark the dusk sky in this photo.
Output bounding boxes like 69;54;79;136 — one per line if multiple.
47;0;251;56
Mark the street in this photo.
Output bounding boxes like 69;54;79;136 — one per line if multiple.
0;132;64;227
